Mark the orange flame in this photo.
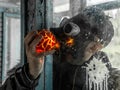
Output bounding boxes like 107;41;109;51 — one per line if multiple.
66;37;74;47
36;29;60;53
55;41;60;49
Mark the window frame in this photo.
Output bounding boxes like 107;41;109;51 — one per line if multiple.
2;12;21;83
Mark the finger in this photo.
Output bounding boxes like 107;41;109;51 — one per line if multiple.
24;32;35;52
29;35;42;53
31;50;56;59
38;56;44;64
24;31;38;52
24;31;36;45
24;30;38;45
26;30;39;39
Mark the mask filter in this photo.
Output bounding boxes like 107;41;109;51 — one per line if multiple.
63;22;80;37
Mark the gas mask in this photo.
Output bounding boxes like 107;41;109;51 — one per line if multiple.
50;21;94;60
50;7;114;64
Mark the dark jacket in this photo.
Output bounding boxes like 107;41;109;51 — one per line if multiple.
53;51;113;90
0;64;39;90
0;51;114;90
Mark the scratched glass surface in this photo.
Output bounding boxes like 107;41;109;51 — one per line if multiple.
0;0;21;85
53;0;120;90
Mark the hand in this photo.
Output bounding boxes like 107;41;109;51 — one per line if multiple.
24;30;55;79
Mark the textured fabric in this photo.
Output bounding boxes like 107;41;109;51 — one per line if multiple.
0;64;40;90
53;51;113;90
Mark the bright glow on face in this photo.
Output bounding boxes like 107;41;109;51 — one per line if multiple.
65;37;74;47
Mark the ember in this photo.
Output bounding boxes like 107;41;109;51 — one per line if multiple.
66;37;74;47
36;29;60;53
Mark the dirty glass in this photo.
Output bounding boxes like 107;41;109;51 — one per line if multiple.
86;0;116;6
103;9;120;68
3;15;21;83
0;0;21;84
53;0;120;90
53;0;70;27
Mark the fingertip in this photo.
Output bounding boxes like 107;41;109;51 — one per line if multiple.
39;59;44;64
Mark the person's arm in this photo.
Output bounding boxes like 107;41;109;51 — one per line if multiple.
1;64;39;90
0;30;55;90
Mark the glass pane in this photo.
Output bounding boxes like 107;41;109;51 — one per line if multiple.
53;0;70;13
103;8;120;68
53;0;86;27
53;0;70;27
0;0;21;85
87;0;116;6
7;17;21;70
2;14;21;82
0;0;20;5
53;0;120;89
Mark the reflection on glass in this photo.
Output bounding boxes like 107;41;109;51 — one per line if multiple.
53;0;82;27
7;17;21;70
87;0;116;6
3;15;21;82
103;8;120;68
53;0;120;89
53;0;69;13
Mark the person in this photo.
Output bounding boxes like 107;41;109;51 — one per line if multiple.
0;6;120;90
51;7;119;90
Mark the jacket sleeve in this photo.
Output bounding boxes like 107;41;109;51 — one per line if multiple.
0;63;40;90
